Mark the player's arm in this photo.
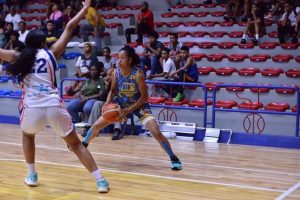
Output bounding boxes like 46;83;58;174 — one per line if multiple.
50;0;91;59
104;69;117;105
0;49;19;62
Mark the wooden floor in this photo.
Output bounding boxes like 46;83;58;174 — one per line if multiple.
0;124;300;200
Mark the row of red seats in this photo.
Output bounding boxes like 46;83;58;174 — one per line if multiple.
199;67;300;77
170;3;225;9
147;97;298;112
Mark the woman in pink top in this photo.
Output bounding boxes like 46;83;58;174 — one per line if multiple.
49;3;63;21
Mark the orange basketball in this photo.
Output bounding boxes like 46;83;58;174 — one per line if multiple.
102;103;121;122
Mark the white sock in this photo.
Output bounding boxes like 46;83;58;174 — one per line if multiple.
255;34;259;40
27;163;36;175
91;169;104;182
242;34;247;39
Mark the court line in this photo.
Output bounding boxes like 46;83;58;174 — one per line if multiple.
0;158;284;193
1;141;300;177
275;182;300;200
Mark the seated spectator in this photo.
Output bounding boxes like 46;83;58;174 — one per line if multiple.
4;6;21;31
98;47;116;74
148;48;176;80
125;1;154;44
0;27;6;48
169;46;199;102
18;21;29;44
240;0;252;22
166;0;182;12
140;31;163;76
44;20;61;48
4;22;13;41
241;2;265;45
277;1;300;43
265;0;286;20
167;33;182;57
67;61;107;123
223;0;240;22
48;2;63;29
62;5;79;36
67;42;99;96
4;30;24;51
80;0;106;54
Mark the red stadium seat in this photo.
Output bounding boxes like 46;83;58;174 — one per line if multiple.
147;97;166;104
229;31;244;38
238;22;247;26
178;12;193;17
203;3;216;8
165;99;189;105
172;4;185;9
238;101;263;110
118;14;133;19
268;32;278;38
106;23;122;28
217;42;237;49
115;6;128;10
188;99;213;107
272;54;293;62
295;56;300;63
198;42;216;49
285;69;300;77
155;22;166;27
177;31;191;37
129;5;142;10
275;84;298;94
211;11;226;17
167;22;182;27
219;21;234;27
250;54;271;62
238;43;255;49
159;32;171;37
265;102;290;112
226;83;247;92
292;105;297;112
207;53;227;61
190;53;207;61
227;54;249;62
250;84;272;93
188;4;202;8
161;12;177;18
209;31;227;37
198;66;215;75
191;31;209;37
183;42;197;48
215;67;237;75
206;82;224;91
183;21;200;27
201;21;218;27
281;43;298;49
216;100;238;109
101;6;113;11
103;14;117;19
259;42;278;49
261;68;284;77
238;68;260;76
194;12;209;17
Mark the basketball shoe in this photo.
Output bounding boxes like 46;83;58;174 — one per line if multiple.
24;173;38;187
97;179;109;193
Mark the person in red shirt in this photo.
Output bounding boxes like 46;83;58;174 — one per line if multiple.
125;1;154;44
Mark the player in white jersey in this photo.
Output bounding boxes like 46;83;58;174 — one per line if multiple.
0;0;109;193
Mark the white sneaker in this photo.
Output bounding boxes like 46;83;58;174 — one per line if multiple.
24;173;38;187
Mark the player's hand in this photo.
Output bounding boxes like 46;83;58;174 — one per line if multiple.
117;108;130;121
82;0;91;9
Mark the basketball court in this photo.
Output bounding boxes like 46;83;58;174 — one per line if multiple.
0;123;299;200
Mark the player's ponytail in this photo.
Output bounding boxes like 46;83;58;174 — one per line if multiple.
6;30;46;81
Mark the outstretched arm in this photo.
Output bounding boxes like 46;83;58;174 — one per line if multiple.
0;49;19;62
50;0;91;58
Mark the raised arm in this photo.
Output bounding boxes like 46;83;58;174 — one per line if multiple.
0;49;19;62
50;0;91;58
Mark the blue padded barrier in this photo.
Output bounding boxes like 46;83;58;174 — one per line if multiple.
62;52;81;60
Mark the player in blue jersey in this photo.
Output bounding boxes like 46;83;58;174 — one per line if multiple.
82;46;182;170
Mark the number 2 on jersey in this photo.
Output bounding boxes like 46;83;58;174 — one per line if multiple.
30;58;47;73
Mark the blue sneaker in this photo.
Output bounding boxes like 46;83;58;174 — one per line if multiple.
97;179;109;193
24;173;38;187
171;156;182;170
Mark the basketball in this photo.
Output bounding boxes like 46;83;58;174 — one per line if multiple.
102;103;121;122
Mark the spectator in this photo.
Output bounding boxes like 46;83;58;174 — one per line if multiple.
277;1;300;43
0;27;6;48
148;47;176;80
48;3;63;29
4;22;13;41
223;0;240;22
140;31;163;76
169;46;199;102
5;6;21;31
67;61;107;123
18;21;29;43
43;20;61;48
166;0;182;12
80;0;106;54
125;1;154;44
4;30;24;51
98;47;116;73
167;32;182;57
62;5;79;36
241;2;265;45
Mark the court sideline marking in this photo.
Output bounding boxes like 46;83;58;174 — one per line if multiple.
275;182;300;200
0;158;283;193
1;141;300;177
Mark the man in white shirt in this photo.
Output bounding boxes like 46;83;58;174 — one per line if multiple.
18;21;29;43
5;6;21;31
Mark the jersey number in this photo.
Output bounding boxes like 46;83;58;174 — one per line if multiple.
30;58;47;73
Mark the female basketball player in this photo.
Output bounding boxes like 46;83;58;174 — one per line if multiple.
0;0;109;193
83;46;182;170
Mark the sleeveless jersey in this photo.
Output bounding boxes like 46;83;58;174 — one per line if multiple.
21;48;62;108
180;60;199;82
114;67;141;108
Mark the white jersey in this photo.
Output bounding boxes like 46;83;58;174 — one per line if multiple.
21;48;62;108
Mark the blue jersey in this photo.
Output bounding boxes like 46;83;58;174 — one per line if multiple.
180;60;199;82
114;67;141;108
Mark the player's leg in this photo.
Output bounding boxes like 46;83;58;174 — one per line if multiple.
23;132;38;186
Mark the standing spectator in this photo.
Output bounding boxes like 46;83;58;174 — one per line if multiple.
18;21;29;43
125;1;154;44
80;0;106;55
140;31;163;76
241;2;265;45
5;6;21;31
277;1;300;43
169;46;199;102
98;47;116;72
4;31;25;51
